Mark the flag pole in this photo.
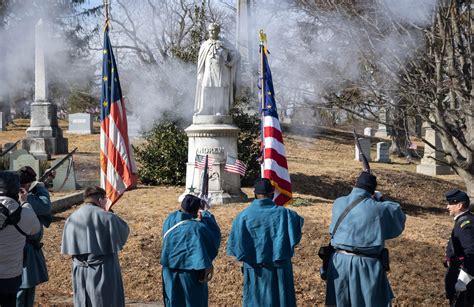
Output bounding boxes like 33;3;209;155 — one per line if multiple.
259;30;267;178
104;0;109;21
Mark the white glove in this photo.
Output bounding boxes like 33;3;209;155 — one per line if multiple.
455;280;467;292
373;191;383;201
456;269;474;292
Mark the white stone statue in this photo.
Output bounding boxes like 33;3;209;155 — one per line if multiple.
194;23;241;116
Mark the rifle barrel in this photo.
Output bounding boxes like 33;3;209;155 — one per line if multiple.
353;130;370;173
39;147;78;182
0;140;21;157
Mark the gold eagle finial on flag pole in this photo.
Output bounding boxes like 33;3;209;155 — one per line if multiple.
259;29;267;45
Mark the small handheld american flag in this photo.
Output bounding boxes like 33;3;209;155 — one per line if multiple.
195;154;215;170
224;155;247;177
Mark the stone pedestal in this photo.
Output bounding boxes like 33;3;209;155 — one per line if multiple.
22;101;68;160
180;115;247;204
416;127;453;176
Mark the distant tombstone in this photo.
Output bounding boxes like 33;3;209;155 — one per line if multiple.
12;153;40;176
364;127;373;137
354;138;371;162
127;114;141;139
376;142;391;163
0;112;5;131
50;158;77;192
375;108;389;138
68;113;93;134
416;125;452;175
9;149;28;170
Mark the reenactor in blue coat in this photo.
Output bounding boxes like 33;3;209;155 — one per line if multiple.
444;189;474;306
160;194;221;307
16;166;53;307
227;178;304;307
325;172;406;307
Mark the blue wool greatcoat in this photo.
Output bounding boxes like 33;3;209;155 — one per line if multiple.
61;204;129;307
160;210;221;307
19;184;52;289
227;198;304;307
325;187;406;307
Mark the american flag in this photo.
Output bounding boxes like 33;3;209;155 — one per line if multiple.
259;44;293;206
100;21;137;209
195;154;215;170
224;155;247;176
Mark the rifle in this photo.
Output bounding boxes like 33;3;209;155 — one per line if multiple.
39;147;78;182
198;155;211;210
353;129;370;173
0;140;21;157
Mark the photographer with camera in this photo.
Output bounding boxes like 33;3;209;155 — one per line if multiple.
323;172;406;307
15;166;53;307
160;194;221;307
0;171;40;307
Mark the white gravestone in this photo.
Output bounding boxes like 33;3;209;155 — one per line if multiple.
127;114;141;140
68;113;93;134
416;125;453;175
9;149;28;170
375;108;389;138
0;112;5;131
50;157;77;192
355;138;371;162
364;127;373;137
12;153;40;176
376;142;391;163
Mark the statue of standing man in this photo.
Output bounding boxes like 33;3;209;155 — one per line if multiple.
195;23;241;116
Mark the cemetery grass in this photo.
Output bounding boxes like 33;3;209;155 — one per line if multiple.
2;120;463;305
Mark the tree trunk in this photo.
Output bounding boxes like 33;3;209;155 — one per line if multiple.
456;168;474;211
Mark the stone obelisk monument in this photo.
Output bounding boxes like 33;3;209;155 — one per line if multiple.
181;23;247;204
22;19;68;159
236;0;254;87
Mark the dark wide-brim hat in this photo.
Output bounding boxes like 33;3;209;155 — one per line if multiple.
181;194;201;213
355;171;377;194
0;171;20;198
446;189;470;204
254;178;275;194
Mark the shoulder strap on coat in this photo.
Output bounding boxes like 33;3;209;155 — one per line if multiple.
332;196;366;238
163;219;195;240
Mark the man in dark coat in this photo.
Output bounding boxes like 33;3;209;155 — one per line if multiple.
444;189;474;306
16;166;52;307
